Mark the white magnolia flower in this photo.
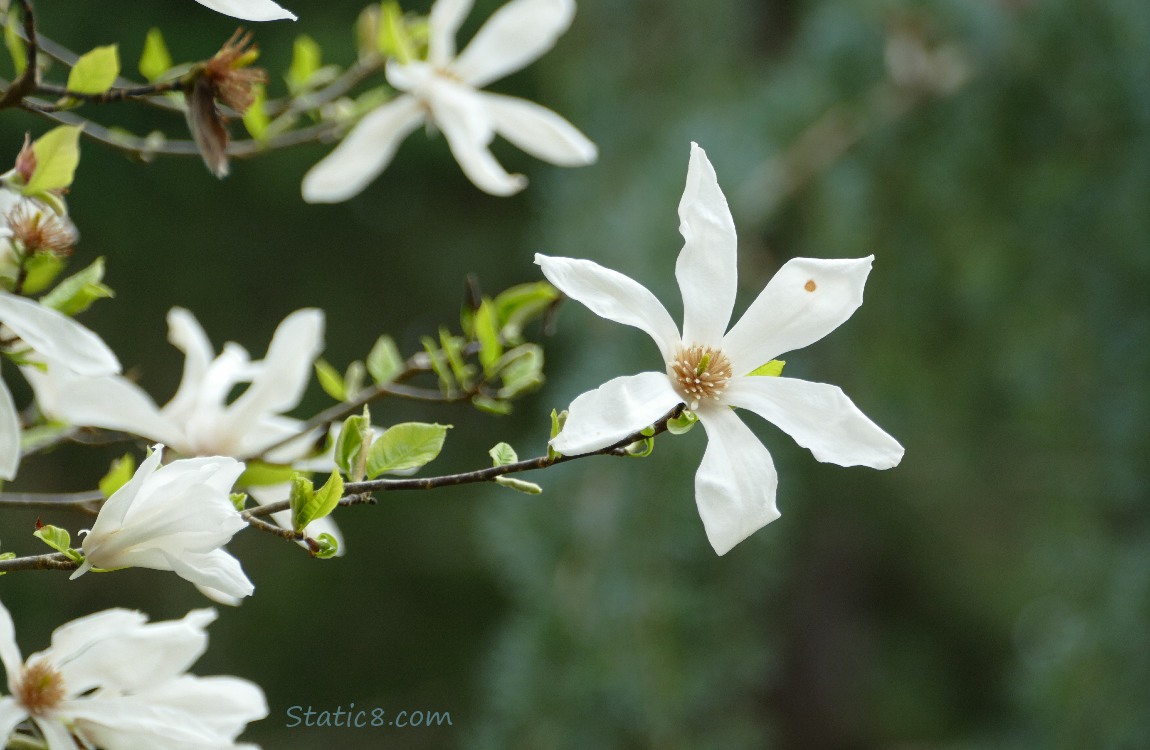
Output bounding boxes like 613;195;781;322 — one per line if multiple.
302;0;597;202
26;307;344;558
72;446;255;601
0;291;120;480
193;0;296;21
537;143;904;555
28;307;323;460
0;600;267;749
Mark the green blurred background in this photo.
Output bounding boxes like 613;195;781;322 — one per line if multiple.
3;0;1150;747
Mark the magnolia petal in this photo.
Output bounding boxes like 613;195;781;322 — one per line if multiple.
0;598;23;682
65;695;230;746
192;0;296;21
163;308;216;419
551;371;682;455
428;0;474;66
0;699;26;744
694;406;780;555
34;718;81;750
453;0;575;88
162;548;255;600
726;376;904;469
218;309;323;451
676;143;738;348
431;84;527;195
90;445;164;530
22;367;180;447
722;256;874;376
0;293;119;376
535;254;680;361
0;381;18;481
483;92;597;166
138;674;268;736
54;610;213;695
302;95;424;203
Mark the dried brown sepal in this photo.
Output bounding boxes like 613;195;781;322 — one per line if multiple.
186;29;269;178
186;75;230;178
4;202;77;256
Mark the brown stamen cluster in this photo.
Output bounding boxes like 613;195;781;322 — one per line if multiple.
17;660;66;716
204;29;268;114
4;203;77;255
670;344;733;410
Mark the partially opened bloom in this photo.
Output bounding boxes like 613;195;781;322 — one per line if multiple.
302;0;597;202
193;0;296;21
537;143;904;555
0;291;120;480
0;599;267;749
72;446;254;601
26;307;344;554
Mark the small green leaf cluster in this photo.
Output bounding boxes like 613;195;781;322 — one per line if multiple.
334;410;451;481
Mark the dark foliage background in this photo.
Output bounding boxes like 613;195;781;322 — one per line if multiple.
2;0;1149;748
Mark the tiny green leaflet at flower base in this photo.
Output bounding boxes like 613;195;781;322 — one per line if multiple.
538;143;904;555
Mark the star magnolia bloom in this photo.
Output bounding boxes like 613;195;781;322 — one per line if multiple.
0;600;267;749
537;143;904;555
25;307;343;562
0;292;119;480
193;0;296;21
302;0;597;202
72;446;255;601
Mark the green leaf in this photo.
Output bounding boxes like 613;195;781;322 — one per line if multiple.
474;299;502;376
489;442;518;466
314;358;347;401
20;253;66;296
667;409;699;435
33;524;82;562
439;328;473;389
377;0;415;63
98;453;136;498
5;8;26;76
421;336;455;395
496;344;544;400
288;474;314;532
0;551;15;575
230;492;248;512
25;126;83;195
366;335;403;384
335;409;373;481
344;360;366;399
40;257;115;315
238;460;298;487
494;476;542;494
312;532;339;559
625;437;655;458
494;281;560;342
747;359;786;377
242;84;269;140
67;45;121;95
547;409;567;461
293;470;344;533
367;422;451;478
471;395;512;415
138;28;173;82
287;34;322;91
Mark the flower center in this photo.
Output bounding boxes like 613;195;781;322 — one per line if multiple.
17;659;66;716
669;344;732;410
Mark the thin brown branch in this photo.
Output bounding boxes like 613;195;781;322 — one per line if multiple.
0;0;39;110
0;551;77;573
0;489;103;513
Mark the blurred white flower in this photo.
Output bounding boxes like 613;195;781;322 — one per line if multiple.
72;446;254;601
0;290;119;481
537;143;904;555
302;0;597;202
26;307;344;555
193;0;296;21
0;599;267;749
